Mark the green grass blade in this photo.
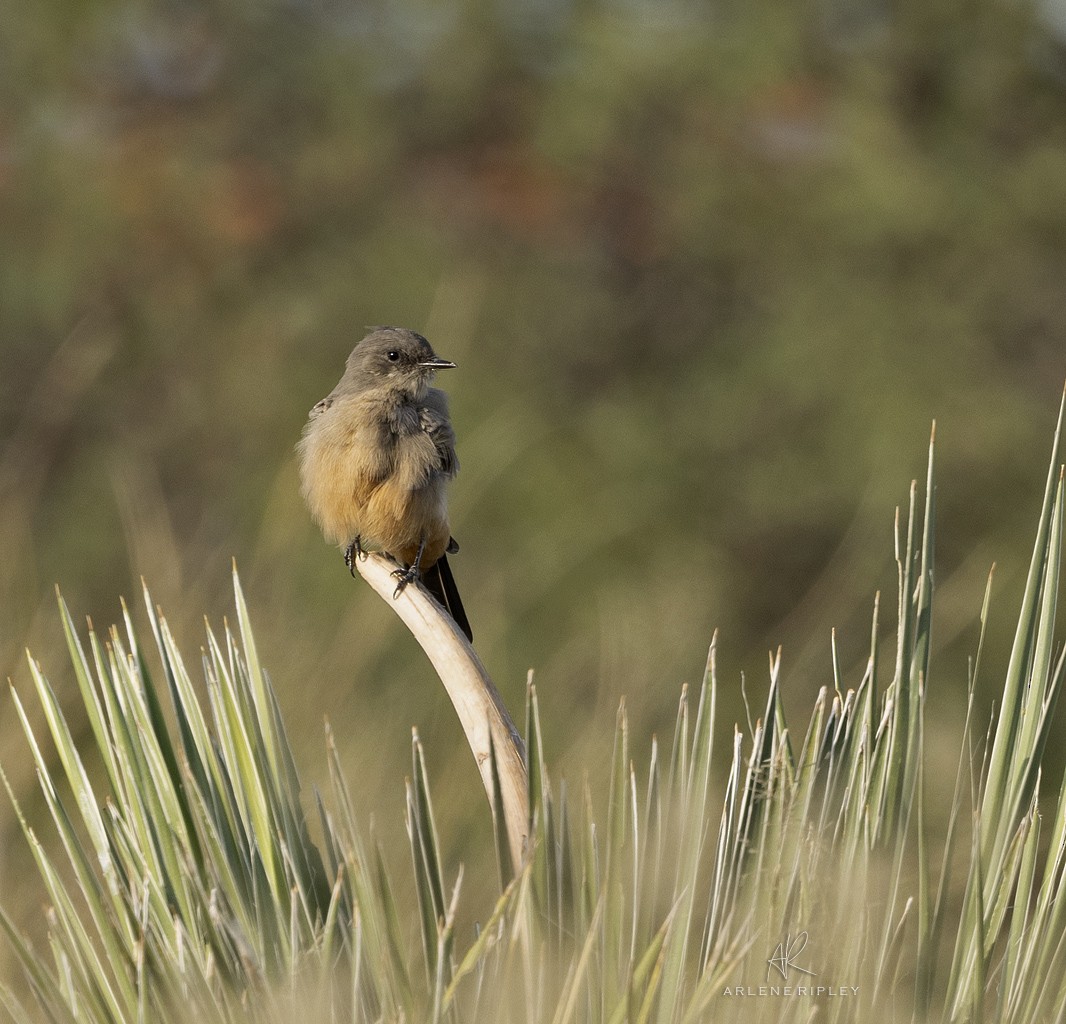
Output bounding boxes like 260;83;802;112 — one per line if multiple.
983;390;1065;858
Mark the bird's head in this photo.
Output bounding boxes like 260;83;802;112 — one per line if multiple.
345;326;456;398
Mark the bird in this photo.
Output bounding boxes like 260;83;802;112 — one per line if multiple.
297;326;472;641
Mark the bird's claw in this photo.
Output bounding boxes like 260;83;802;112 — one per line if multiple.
344;537;366;576
391;564;420;598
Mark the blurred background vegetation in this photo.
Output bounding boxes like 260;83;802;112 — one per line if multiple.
2;0;1066;979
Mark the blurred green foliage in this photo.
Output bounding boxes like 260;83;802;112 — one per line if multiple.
1;0;1066;969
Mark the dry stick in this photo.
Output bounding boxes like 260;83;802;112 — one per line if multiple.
355;552;529;873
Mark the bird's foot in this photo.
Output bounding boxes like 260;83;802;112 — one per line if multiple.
344;537;366;576
391;563;420;599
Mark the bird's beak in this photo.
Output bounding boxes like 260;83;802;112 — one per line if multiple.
419;356;457;369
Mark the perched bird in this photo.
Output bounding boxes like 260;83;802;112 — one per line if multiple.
297;326;472;641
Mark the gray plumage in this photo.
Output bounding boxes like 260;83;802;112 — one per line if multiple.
297;326;471;639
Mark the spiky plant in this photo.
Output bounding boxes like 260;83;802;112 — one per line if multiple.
1;394;1064;1023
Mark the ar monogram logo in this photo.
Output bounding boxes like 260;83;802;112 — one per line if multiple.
723;928;857;998
766;931;818;983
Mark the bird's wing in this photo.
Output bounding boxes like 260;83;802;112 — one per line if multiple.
419;391;459;476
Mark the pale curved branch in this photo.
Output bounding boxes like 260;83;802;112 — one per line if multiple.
355;552;529;873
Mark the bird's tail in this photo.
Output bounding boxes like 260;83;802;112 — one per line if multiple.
422;554;473;642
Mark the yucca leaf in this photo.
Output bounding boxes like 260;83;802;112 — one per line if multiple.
443;876;518;1012
983;390;1064;861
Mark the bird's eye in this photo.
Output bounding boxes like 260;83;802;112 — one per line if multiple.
386;350;400;362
